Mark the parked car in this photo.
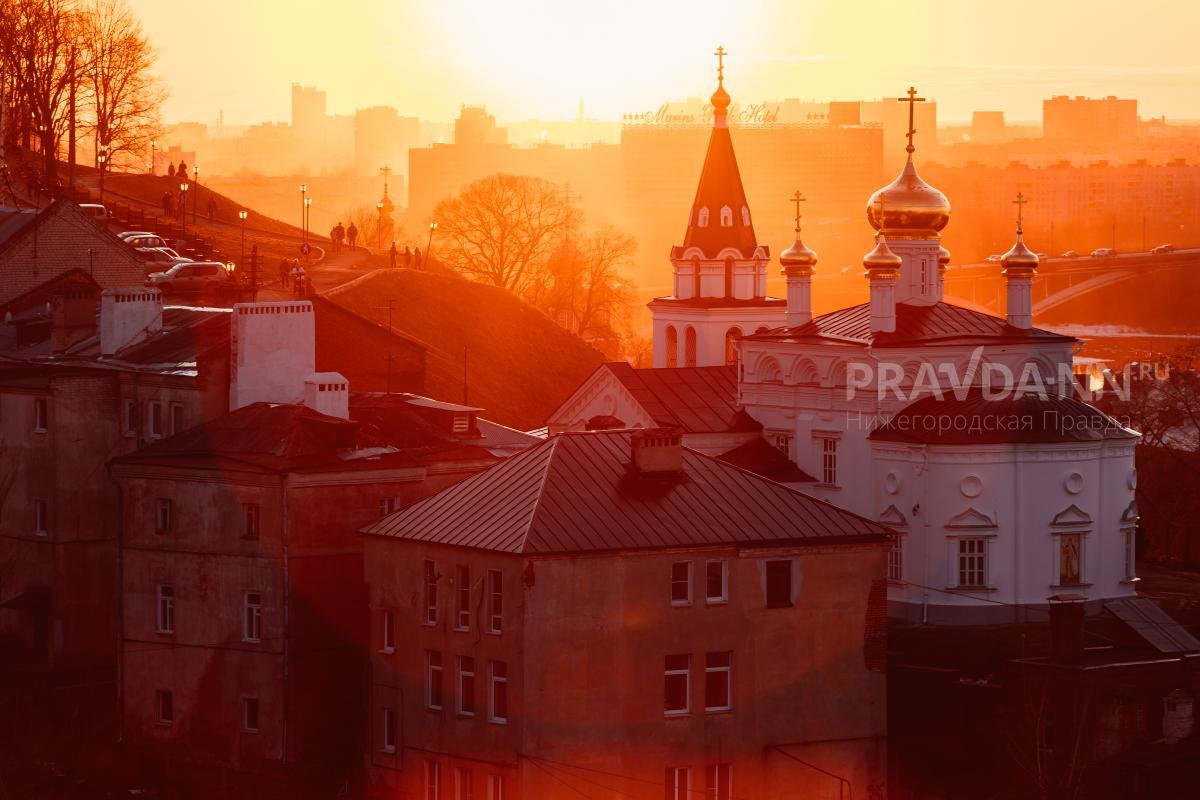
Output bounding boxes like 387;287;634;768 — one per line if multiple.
135;247;189;269
124;234;168;249
79;203;109;221
118;230;156;242
146;262;231;292
1060;250;1078;258
985;254;1002;262
1151;243;1175;254
1090;247;1116;257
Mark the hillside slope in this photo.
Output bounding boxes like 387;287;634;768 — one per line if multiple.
324;269;605;430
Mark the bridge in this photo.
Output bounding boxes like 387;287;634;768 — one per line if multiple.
942;248;1200;315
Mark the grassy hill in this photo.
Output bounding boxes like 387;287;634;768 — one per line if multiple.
324;269;605;430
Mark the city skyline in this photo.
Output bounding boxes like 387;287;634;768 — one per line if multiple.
132;0;1200;126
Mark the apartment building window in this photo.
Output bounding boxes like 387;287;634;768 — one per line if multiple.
243;592;262;643
888;536;903;581
706;763;732;800
816;434;838;486
705;561;727;604
1058;533;1083;586
957;539;986;588
665;767;691;800
425;651;443;710
670;561;692;606
34;500;48;536
486;570;503;634
423;560;439;625
381;610;395;653
242;503;261;540
768;430;793;456
123;399;137;437
765;560;793;608
241;697;259;733
454;767;473;800
169;402;185;436
457;656;476;716
381;707;396;753
148;401;163;438
155;499;173;534
424;759;441;800
379;496;400;517
704;652;732;712
33;397;48;432
487;776;505;800
155;690;173;725
156;585;175;634
455;564;471;630
664;655;691;716
488;661;508;724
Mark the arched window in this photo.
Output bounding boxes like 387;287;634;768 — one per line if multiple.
741;206;751;226
684;327;697;368
724;257;734;297
720;206;733;227
696;207;709;228
665;325;678;368
724;328;742;366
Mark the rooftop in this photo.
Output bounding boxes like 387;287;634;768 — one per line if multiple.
599;362;758;435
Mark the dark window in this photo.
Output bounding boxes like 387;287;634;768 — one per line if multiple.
426;651;443;710
765;560;792;608
156;690;173;724
242;503;260;539
704;652;732;711
149;401;163;437
706;763;732;800
456;564;471;630
487;569;503;633
382;707;396;752
242;697;259;732
664;654;690;715
34;397;48;431
670;562;691;605
381;610;395;652
705;561;727;604
489;660;508;723
156;499;172;533
169;403;185;435
457;655;476;716
423;560;438;625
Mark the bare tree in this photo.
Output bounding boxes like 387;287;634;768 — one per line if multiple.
541;225;636;345
77;0;165;169
431;174;581;297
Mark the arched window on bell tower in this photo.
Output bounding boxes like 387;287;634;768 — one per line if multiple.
697;207;710;228
684;327;697;368
720;206;733;227
665;325;678;368
724;327;742;366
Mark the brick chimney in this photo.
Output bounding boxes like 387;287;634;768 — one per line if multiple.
100;287;162;356
1047;594;1086;664
304;372;349;419
631;428;683;474
229;301;316;410
50;286;98;353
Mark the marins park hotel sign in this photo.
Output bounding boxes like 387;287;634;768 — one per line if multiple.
623;101;781;126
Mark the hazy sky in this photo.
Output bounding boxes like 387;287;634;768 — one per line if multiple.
130;0;1200;125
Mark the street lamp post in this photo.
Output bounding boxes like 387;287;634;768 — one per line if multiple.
304;198;313;251
239;209;249;264
192;166;199;225
150;140;156;174
425;221;438;270
97;142;108;203
299;184;308;243
180;182;189;236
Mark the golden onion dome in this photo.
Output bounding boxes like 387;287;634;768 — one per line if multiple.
1000;232;1039;276
863;235;902;276
867;155;951;239
711;81;731;118
379;194;395;213
938;245;951;268
780;232;817;272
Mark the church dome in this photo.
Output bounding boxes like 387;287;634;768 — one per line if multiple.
863;235;902;276
1000;234;1039;276
711;81;731;118
866;156;951;239
780;232;817;272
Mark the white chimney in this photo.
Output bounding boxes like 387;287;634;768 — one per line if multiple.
304;372;350;419
100;287;162;356
230;301;316;410
631;428;683;474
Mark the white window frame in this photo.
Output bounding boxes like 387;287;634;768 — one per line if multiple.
457;655;476;717
33;397;48;432
957;538;987;588
157;584;175;634
454;767;473;800
155;498;173;534
664;654;691;716
425;651;443;710
888;534;904;582
122;399;137;437
241;696;259;733
486;569;503;634
767;430;793;458
455;564;471;631
697;207;709;227
707;763;732;800
670;561;693;607
487;775;505;800
1055;530;1086;587
381;707;396;753
704;560;728;605
666;766;691;800
423;560;439;626
243;591;262;643
704;651;732;712
155;689;173;725
424;759;441;800
148;400;163;439
719;205;733;227
488;660;508;724
169;402;185;436
381;609;395;653
242;503;261;540
34;500;48;537
1122;526;1137;581
815;433;839;486
379;496;400;517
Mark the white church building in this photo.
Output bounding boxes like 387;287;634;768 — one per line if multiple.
549;65;1141;625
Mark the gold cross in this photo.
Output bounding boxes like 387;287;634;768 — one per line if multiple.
898;86;926;153
790;190;806;232
1013;192;1029;231
714;45;727;82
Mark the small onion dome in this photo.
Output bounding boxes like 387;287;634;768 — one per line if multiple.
780;232;817;274
379;194;395;214
938;245;951;270
1001;233;1039;276
863;235;902;278
866;156;951;238
711;81;731;118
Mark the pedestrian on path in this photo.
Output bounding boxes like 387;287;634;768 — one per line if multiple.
279;258;290;288
414;247;422;269
207;197;217;222
403;246;412;268
346;222;358;249
389;242;398;268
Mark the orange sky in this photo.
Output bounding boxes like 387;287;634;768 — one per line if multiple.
131;0;1200;125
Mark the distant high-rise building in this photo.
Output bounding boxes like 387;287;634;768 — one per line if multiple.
354;106;420;178
454;106;507;146
971;110;1007;143
1044;95;1138;142
291;83;327;132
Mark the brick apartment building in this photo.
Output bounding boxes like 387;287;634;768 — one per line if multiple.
363;429;891;800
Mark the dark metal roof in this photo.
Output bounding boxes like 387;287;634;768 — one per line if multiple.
1106;597;1200;654
717;437;815;483
603;362;759;435
679;125;759;259
869;389;1138;445
364;430;891;554
747;301;1075;347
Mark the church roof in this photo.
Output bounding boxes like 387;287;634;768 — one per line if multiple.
869;389;1138;445
602;362;759;434
748;301;1076;347
679;115;759;259
363;430;890;555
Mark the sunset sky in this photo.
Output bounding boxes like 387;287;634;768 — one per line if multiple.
131;0;1200;125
